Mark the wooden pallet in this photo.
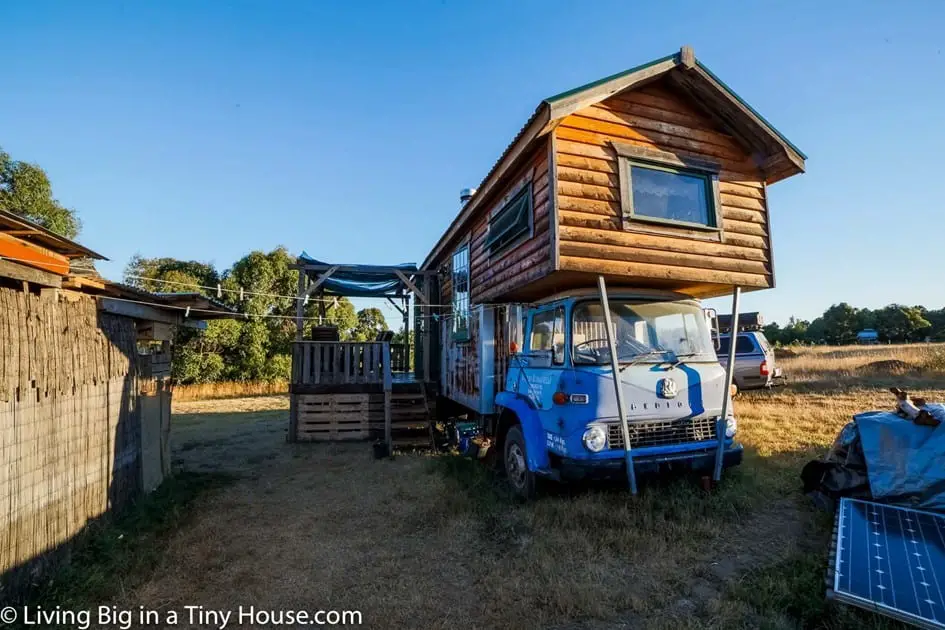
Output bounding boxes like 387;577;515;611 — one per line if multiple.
295;393;375;441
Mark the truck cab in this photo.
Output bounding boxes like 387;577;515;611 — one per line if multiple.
495;289;742;498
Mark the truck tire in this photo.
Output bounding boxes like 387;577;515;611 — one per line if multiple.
503;425;536;500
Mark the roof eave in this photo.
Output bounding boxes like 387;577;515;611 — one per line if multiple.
421;103;552;270
0;210;108;260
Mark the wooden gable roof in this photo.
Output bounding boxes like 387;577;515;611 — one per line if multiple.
422;46;806;269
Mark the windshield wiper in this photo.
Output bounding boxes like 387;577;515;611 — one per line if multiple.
618;349;672;373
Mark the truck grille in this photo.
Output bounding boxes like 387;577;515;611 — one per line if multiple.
607;417;717;450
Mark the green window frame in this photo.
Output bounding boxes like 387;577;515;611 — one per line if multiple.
612;140;723;233
485;182;533;255
451;245;470;341
622;161;719;229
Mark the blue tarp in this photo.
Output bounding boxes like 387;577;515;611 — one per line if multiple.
297;252;418;298
855;406;945;512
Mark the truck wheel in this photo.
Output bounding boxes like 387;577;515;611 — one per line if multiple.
504;426;536;500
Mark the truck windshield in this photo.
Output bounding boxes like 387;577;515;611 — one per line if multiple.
572;299;714;365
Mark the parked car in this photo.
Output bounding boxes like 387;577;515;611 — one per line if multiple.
716;331;783;391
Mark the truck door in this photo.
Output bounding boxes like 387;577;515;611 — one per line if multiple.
517;305;566;431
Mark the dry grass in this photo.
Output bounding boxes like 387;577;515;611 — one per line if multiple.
778;342;945;390
92;344;945;629
173;380;288;402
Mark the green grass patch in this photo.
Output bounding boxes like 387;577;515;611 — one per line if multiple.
728;549;909;630
15;471;235;614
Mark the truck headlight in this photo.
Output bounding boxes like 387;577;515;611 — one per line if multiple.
582;426;607;452
725;416;738;438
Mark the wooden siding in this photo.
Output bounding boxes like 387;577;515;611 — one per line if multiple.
553;81;773;295
436;139;553;309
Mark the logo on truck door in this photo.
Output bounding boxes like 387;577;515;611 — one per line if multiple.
657;377;678;399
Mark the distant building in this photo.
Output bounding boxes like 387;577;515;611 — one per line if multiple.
856;329;880;344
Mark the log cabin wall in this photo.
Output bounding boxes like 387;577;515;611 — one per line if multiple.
436;138;553;309
553;79;772;296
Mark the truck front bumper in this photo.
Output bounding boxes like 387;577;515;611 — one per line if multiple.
552;443;744;481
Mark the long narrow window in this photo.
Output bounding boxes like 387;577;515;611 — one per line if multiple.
485;183;532;255
451;245;470;340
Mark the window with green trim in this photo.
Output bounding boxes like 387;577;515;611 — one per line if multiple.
625;162;718;229
485;183;532;255
451;245;470;340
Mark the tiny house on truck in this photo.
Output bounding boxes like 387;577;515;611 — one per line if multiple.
422;46;805;497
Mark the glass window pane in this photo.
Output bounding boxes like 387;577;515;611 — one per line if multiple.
530;310;555;351
572;299;714;364
735;335;756;354
451;245;470;338
631;165;710;226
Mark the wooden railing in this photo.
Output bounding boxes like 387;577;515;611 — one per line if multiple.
389;343;408;373
291;341;392;387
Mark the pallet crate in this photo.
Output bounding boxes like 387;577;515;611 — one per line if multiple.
295;393;373;441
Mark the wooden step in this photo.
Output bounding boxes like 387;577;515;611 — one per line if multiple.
392;436;433;448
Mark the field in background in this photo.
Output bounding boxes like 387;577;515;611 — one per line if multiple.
43;344;943;629
172;380;288;402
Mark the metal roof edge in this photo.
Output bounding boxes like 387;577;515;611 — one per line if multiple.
543;53;679;104
694;59;808;160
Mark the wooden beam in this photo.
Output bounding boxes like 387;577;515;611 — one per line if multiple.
62;275;107;291
0;232;70;275
386;297;406;316
303;265;339;299
0;258;62;288
393;269;429;305
98;296;209;328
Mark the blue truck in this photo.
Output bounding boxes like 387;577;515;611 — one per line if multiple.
444;288;741;499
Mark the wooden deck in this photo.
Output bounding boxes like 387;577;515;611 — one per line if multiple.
288;341;432;447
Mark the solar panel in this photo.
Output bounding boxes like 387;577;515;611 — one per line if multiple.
830;498;945;629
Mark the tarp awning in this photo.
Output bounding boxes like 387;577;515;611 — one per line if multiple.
297;252;419;298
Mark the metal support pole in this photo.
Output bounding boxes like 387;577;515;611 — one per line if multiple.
597;275;637;495
713;286;741;482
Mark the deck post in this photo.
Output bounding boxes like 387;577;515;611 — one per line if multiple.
288;343;300;442
295;270;307;341
597;275;637;495
713;286;741;482
383;342;392;453
403;295;410;375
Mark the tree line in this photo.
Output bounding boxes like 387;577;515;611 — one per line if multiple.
763;303;945;346
125;251;399;383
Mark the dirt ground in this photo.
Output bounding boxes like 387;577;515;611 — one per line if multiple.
122;346;945;629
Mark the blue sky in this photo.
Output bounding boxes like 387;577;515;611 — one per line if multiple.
2;1;943;326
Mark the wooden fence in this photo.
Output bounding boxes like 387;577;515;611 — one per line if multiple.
0;287;163;599
291;341;392;386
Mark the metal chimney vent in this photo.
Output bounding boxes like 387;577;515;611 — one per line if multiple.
460;187;477;205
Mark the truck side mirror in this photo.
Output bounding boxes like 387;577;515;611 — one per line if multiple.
704;308;721;351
